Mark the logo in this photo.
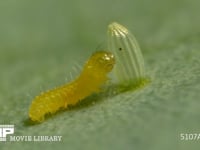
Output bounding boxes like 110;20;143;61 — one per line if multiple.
0;125;14;141
0;124;62;142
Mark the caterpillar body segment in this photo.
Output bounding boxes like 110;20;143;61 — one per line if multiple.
29;51;115;122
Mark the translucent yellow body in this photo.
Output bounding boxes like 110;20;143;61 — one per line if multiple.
29;51;115;122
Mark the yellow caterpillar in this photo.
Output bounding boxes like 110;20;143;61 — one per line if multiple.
29;51;115;122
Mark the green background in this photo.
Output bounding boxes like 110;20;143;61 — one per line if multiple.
1;0;200;149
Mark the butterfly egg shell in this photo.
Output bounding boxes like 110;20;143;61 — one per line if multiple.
107;22;145;87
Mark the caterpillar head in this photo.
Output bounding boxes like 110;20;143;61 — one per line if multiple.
86;51;115;74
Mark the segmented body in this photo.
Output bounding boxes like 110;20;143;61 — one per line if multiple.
29;51;115;122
